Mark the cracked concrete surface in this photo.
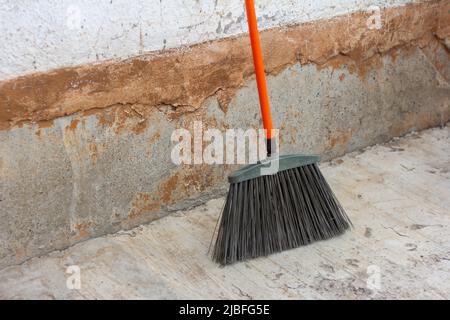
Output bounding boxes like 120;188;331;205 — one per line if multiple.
0;125;449;299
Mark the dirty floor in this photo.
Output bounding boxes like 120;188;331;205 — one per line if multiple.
1;125;449;299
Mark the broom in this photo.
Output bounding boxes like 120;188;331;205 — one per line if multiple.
210;0;352;265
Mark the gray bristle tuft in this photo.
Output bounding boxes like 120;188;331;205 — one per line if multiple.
211;163;352;265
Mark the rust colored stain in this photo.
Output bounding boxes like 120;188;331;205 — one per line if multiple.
34;120;55;136
131;165;224;214
0;1;448;131
37;119;54;129
131;122;147;135
128;193;161;219
317;50;386;80
329;130;354;149
160;174;179;203
149;131;161;144
177;165;224;196
67;119;80;131
74;222;93;239
88;142;98;164
82;103;152;135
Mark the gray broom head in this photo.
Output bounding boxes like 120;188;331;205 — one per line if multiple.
211;154;352;265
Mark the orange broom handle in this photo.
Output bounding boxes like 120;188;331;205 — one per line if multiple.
245;0;274;141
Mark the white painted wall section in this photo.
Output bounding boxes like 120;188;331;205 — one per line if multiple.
0;0;417;81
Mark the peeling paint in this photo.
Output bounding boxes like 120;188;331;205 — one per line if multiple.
0;1;448;131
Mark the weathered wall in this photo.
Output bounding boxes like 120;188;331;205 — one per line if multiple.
1;1;449;131
0;0;416;81
0;1;449;268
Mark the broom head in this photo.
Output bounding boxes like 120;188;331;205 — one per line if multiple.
211;154;352;265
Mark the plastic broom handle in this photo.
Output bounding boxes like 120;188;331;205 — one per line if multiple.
245;0;274;140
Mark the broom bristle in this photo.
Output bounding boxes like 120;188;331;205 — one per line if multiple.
211;163;352;265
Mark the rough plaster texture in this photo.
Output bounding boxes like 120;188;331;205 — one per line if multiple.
0;0;416;81
1;46;449;268
1;1;448;131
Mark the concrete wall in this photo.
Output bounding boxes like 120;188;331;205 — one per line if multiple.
1;0;415;81
0;1;449;268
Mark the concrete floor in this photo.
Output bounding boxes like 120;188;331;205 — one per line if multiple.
0;125;449;300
